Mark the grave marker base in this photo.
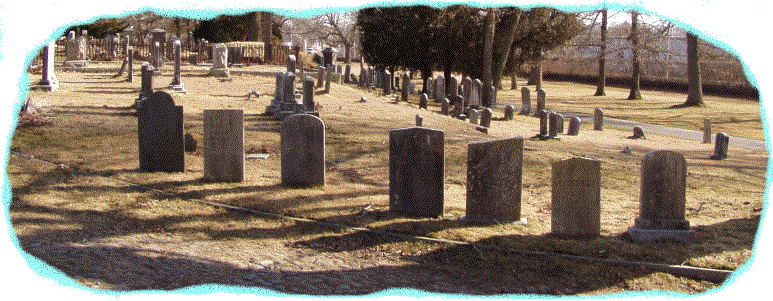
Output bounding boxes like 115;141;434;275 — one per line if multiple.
627;226;696;244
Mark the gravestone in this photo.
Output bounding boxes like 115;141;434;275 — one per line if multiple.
441;98;450;115
281;114;326;186
535;89;546;116
448;77;458;98
628;150;696;243
408;82;416;95
419;93;428;109
184;133;197;152
136;63;154;106
548;112;561;138
31;43;58;92
401;73;410;102
415;114;423;127
203;110;244;182
389;126;445;217
504;105;515;120
451;95;464;117
152;42;163;72
435;75;445;102
593;108;604;131
317;67;326;88
479;108;493;128
520;87;531;115
556;114;564;134
324;68;332;93
126;46;134;82
384;70;392;95
169;40;186;92
629;126;646;139
488;85;497;106
551;157;601;238
209;43;229;77
64;30;89;67
539;110;548;138
469;109;480;125
567;116;581;136
137;91;184;172
710;132;729;160
466;137;523;222
287;54;296;73
462;76;472;106
470;79;482;108
282;72;297;103
303;76;315;111
703;118;711;144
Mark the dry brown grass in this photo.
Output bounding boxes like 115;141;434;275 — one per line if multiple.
9;62;767;294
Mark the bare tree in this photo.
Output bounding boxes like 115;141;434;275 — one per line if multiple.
493;8;522;90
627;11;642;100
482;7;496;106
594;9;608;96
315;12;358;64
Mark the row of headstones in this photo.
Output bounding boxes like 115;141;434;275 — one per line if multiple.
64;30;89;67
137;91;326;185
391;128;696;242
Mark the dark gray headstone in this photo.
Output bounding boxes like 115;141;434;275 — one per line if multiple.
434;75;445;102
317;67;326;88
419;93;428;109
389;127;444;217
287;54;296;73
441;98;450;115
628;150;695;243
520;87;531;115
303;76;315;111
567;116;581;136
281;114;326;186
184;133;197;152
466;137;523;222
462;76;472;106
536;89;546;116
383;70;392;95
479;108;492;128
710;132;729;160
415;114;423;127
126;46;134;83
203;109;244;182
539;110;548;137
137;91;184;172
503;105;515;120
170;40;185;92
448;77;458;98
629;126;646;139
401;73;410;102
703;118;712;144
548;112;560;138
344;65;351;84
551;157;601;238
324;68;332;93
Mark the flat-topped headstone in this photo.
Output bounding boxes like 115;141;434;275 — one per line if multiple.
628;150;696;243
281;114;326;186
567;116;581;136
170;40;186;92
440;98;450;115
593;108;604;131
448;77;458;98
504;105;515;120
539;110;548;138
344;65;351;84
282;72;297;103
317;67;326;88
535;89;546;116
324;68;332;93
520;87;531;115
389;126;445;217
466;137;523;222
137;91;184;172
419;93;428;109
31;43;58;91
204;110;244;182
136;63;155;105
703;118;712;144
551;157;601;238
210;43;229;77
462;76;472;106
710;132;729;160
469;109;480;125
126;46;134;82
488;85;497;106
479;108;493;128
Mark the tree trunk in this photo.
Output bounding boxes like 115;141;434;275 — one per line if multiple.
482;8;496;107
261;12;273;63
494;10;522;91
684;32;704;106
627;11;642;100
243;12;261;41
594;9;607;96
344;43;351;64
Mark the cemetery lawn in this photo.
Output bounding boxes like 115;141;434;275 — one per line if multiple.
9;62;767;295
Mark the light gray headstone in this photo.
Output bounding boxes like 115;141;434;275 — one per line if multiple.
209;43;229;77
703;118;711;144
287;54;296;73
281;114;326;186
204;110;244;182
551;157;601;238
567;116;581;136
389;126;444;217
32;43;58;91
593;108;603;131
470;79;482;107
469;109;480;125
435;75;445;101
466;137;523;222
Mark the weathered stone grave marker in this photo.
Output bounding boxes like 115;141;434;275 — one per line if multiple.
389;126;445;217
303;76;315;111
415;114;423;127
137;91;184;172
593;108;604;131
169;40;186;93
419;93;428;109
504;105;515;120
441;98;450;115
520;87;531;115
567;116;581;136
703;118;712;144
469;109;480;125
710;132;729;160
466;137;523;222
203;110;244;182
435;75;445;102
281;114;326;186
31;43;58;92
535;88;546;116
480;108;493;128
209;43;229;77
551;157;601;238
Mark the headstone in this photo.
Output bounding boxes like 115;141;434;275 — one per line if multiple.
152;42;163;72
136;63;154;106
451;95;464;117
434;75;445;102
503;105;515;120
539;110;548;138
287;54;296;73
448;77;458;99
31;43;58;91
344;65;351;84
441;98;450;115
64;30;89;67
593;108;603;131
383;70;392;95
389;126;444;217
210;43;229;77
465;137;523;222
462;76;472;106
203;110;244;182
470;79;482;107
169;40;186;92
281;114;326;186
567;116;581;136
629;126;646;139
535;89;546;116
401;73;410;102
324;68;332;93
419;93;428;109
137;91;184;172
710;132;729;160
703;118;711;144
408;82;416;95
359;66;366;87
551;157;601;238
469;109;479;125
520;87;531;115
556;114;564;133
488;85;497;106
303;76;315;111
317;67;326;88
628;150;696;243
184;133;197;152
282;72;297;103
415;114;423;127
548;112;560;138
126;46;134;82
479;108;493;128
